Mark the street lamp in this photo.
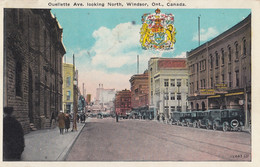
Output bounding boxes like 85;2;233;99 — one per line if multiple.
72;79;78;131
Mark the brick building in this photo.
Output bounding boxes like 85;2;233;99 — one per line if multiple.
115;89;131;117
3;9;65;133
148;58;189;121
187;14;251;128
129;70;150;119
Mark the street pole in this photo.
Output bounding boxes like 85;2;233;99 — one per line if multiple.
73;54;77;131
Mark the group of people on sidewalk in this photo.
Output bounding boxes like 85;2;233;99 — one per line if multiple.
57;110;71;134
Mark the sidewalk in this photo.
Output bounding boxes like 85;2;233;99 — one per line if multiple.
21;122;85;161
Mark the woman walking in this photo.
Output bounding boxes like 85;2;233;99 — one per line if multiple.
57;110;65;135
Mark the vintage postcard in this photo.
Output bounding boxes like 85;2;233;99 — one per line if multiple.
0;0;259;166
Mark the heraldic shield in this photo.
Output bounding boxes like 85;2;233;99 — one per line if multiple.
140;8;176;50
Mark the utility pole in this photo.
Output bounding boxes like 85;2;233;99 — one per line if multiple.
137;55;139;74
72;54;77;131
198;15;201;46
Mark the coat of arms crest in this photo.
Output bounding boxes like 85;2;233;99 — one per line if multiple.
140;8;176;50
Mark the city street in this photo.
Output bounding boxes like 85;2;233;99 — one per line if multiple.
66;118;251;161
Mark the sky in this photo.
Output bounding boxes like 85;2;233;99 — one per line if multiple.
51;8;251;100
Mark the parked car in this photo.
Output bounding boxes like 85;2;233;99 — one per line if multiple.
196;110;210;129
190;111;205;128
171;112;181;125
213;109;245;131
180;112;192;127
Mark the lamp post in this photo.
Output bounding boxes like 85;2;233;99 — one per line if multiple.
72;79;78;131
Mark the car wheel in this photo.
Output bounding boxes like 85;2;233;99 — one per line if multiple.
213;122;218;131
181;122;185;126
223;122;228;132
206;121;211;130
177;120;180;126
193;121;197;128
197;121;201;128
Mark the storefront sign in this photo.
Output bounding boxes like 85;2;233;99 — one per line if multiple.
200;89;215;95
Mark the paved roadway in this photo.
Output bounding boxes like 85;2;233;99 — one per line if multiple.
66;117;251;161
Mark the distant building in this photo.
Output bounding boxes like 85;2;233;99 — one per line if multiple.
63;63;75;114
129;70;150;119
115;89;131;117
187;14;251;128
148;58;189;121
86;94;91;105
96;84;116;112
3;9;65;133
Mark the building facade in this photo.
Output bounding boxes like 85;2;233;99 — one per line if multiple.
148;58;189;121
96;84;116;112
129;70;150;119
115;89;131;117
3;9;66;133
63;63;74;114
187;14;251;128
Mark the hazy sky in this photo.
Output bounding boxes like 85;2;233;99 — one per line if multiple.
51;8;251;99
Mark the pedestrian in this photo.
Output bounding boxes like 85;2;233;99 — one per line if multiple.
116;113;119;122
57;110;65;134
65;113;70;132
3;107;25;161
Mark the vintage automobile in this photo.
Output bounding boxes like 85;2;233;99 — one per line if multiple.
180;112;193;127
196;110;211;129
212;109;245;131
171;112;181;125
190;111;205;128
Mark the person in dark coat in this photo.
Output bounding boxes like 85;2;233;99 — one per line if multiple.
57;110;65;134
3;107;25;161
65;113;70;132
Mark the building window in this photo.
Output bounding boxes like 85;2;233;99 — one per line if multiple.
170;79;175;87
177;93;181;100
164;106;169;113
215;52;219;67
171;106;175;112
200;80;203;89
210;77;213;88
243;39;247;55
215;75;219;85
186;79;188;87
235;70;239;87
222;74;225;84
228;46;231;62
170;93;175;100
210;54;213;69
67;91;71;100
177;106;182;112
177;79;181;87
196;81;199;90
164;79;169;87
235;43;239;60
164;93;169;100
15;59;22;97
221;49;225;65
229;72;232;87
66;77;71;87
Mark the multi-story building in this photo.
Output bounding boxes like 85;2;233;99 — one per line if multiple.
187;14;251;128
63;63;75;114
148;58;189;121
96;84;116;112
115;89;131;117
129;70;150;119
3;9;65;133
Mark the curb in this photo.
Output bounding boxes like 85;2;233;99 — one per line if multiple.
57;123;86;161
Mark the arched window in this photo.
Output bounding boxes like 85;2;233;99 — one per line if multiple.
215;52;219;67
243;38;247;55
15;59;22;97
235;42;239;59
221;49;225;65
228;46;231;62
